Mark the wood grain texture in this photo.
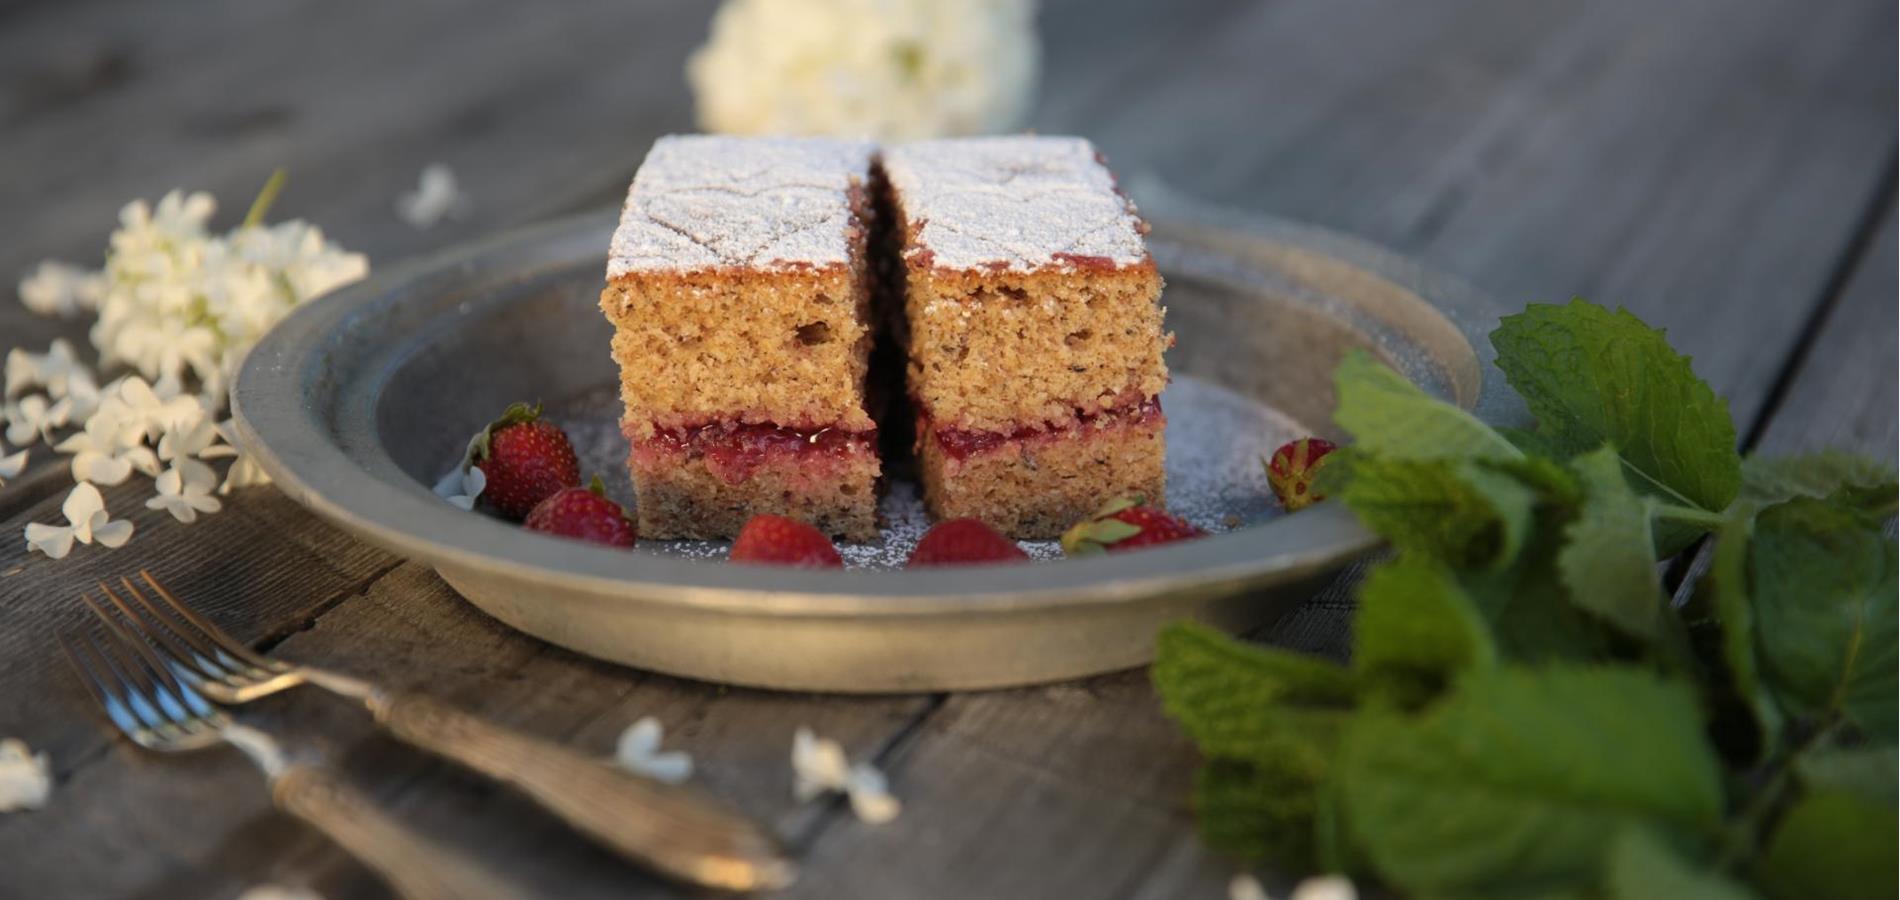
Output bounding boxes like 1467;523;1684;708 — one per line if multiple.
1746;199;1898;458
0;0;1891;896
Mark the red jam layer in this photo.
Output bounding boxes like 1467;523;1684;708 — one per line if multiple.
930;398;1162;461
630;421;875;486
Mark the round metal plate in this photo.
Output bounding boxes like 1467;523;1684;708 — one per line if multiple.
232;209;1518;692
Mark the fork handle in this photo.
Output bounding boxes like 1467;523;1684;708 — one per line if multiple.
273;765;525;900
369;691;793;892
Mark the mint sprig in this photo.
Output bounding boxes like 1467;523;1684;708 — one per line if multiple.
1155;299;1898;898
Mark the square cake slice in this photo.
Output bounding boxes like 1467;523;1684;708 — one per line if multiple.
883;136;1170;538
601;136;882;541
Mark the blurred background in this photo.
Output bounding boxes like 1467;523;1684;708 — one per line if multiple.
2;0;1892;456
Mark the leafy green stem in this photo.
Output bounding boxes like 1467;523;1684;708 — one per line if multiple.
243;168;288;228
1653;502;1728;530
1714;718;1845;872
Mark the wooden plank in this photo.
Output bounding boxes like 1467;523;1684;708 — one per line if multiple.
1;562;931;898
1081;0;1894;430
1746;198;1897;458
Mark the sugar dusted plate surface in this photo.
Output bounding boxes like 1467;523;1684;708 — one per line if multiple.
233;208;1517;692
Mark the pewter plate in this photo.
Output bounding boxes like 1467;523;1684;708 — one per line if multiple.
232;209;1517;692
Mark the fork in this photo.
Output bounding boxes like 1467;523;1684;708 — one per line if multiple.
88;571;794;893
62;613;524;900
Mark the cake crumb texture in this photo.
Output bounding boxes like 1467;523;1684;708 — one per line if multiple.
919;414;1166;540
603;266;875;438
629;444;880;542
905;265;1169;433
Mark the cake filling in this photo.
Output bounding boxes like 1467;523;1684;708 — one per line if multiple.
628;421;877;486
926;397;1162;462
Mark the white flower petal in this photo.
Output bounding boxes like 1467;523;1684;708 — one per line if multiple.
61;482;105;528
0;739;52;812
123;446;161;478
791;727;851;801
397;164;465;230
847;789;901;825
236;885;324;900
613;717;694;785
842;763;901;824
1289;876;1356;900
71;451;132;487
434;467;465;498
463;466;485;497
176;458;217;492
633;751;695;785
1230;873;1271;900
0;448;25;482
91;518;133;549
24;523;75;559
617;717;663;758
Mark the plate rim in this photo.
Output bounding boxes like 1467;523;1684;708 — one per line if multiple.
231;208;1516;619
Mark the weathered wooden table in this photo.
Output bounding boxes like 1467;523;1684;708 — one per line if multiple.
1;0;1893;897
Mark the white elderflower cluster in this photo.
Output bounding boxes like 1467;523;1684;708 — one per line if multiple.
78;188;367;403
5;179;367;559
687;0;1040;140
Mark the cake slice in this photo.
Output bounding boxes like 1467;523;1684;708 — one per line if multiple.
600;136;882;540
882;137;1170;538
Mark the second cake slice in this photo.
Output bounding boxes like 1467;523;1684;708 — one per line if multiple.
601;136;881;540
883;137;1170;538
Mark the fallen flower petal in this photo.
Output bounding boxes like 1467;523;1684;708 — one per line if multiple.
0;739;51;812
791;726;900;824
397;163;466;230
612;716;694;785
0;447;24;486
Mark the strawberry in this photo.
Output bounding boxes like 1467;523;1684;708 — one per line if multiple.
729;514;843;568
523;477;636;548
1060;497;1204;556
907;518;1028;567
469;402;580;520
1265;437;1337;512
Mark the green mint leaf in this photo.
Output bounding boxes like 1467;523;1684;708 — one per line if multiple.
1340;666;1724;897
1153;622;1356;772
1558;446;1664;641
1353;554;1496;708
1752;789;1899;900
1491;300;1740;514
1708;503;1782;762
1741;451;1898;518
1337;454;1537;570
1749;498;1898;738
1795;746;1898;806
1605;828;1756;900
1465;532;1622;664
1333;350;1520;462
1193;757;1322;868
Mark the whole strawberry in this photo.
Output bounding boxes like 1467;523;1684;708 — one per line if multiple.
729;514;843;568
470;402;580;520
1060;497;1204;556
1266;437;1337;512
524;477;636;548
908;518;1028;567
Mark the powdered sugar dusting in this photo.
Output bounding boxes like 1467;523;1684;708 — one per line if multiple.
608;135;874;277
883;136;1150;272
544;375;1309;569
